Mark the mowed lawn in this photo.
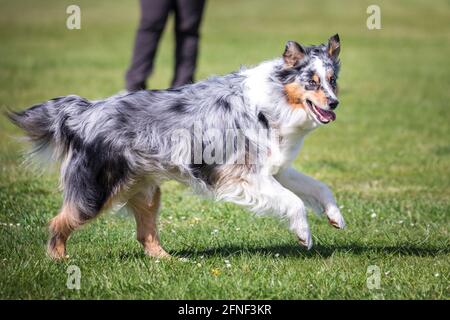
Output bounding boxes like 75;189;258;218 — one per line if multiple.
0;0;449;299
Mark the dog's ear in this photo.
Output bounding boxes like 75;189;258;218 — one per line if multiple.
327;34;340;59
283;41;306;68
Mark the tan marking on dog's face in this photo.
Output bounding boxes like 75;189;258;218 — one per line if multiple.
326;70;333;82
312;74;320;84
325;70;339;96
305;89;328;107
284;83;306;109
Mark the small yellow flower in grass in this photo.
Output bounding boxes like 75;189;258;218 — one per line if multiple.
211;268;221;276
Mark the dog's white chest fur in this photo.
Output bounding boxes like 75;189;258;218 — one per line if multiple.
264;134;305;176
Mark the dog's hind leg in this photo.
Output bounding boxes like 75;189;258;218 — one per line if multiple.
48;192;123;260
127;186;170;258
48;150;129;259
48;194;116;259
48;202;85;259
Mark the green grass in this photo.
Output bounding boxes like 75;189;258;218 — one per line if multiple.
0;0;449;299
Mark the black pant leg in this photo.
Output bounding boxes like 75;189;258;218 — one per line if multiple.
172;0;206;87
125;0;173;91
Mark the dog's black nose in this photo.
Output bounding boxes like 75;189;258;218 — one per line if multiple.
328;99;339;110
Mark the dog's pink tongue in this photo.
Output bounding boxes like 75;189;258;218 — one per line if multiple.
317;107;336;122
328;110;336;121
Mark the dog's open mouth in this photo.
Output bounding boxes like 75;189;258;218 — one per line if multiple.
306;100;336;124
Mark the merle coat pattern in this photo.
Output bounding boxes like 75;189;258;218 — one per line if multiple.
8;35;345;259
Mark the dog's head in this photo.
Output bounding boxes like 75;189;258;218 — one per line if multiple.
277;34;341;125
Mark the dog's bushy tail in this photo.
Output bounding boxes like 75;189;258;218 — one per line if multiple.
6;95;91;163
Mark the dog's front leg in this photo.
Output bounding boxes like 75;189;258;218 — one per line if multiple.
217;174;312;249
275;167;346;229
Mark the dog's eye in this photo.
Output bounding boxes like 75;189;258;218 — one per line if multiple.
330;77;336;86
308;80;317;87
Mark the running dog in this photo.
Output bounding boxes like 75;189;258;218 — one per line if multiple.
8;34;345;259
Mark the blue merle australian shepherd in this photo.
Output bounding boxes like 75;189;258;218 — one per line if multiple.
8;35;345;259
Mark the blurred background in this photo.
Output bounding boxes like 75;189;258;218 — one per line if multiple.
0;0;448;299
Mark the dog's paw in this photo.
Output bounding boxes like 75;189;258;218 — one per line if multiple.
145;245;172;259
297;228;313;250
47;235;68;260
326;205;346;229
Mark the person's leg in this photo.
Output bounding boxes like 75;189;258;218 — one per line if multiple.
125;0;173;91
172;0;206;87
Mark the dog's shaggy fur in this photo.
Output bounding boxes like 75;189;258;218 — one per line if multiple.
8;35;346;259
